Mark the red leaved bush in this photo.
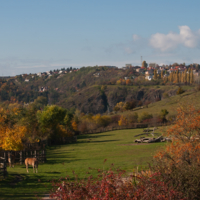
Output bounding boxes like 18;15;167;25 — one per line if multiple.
50;168;184;200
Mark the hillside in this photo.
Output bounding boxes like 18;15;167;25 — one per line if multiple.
0;66;197;114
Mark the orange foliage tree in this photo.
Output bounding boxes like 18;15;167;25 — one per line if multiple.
153;105;200;199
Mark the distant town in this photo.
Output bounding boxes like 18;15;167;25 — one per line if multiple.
1;62;200;83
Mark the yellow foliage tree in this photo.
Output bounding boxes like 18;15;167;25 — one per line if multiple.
118;116;128;126
1;126;26;151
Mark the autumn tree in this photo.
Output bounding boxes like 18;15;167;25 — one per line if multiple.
153;69;157;80
160;109;169;122
160;70;163;79
118;115;128;126
125;79;131;85
153;105;200;199
37;105;67;139
142;60;148;69
113;102;125;112
0;107;27;151
190;68;194;84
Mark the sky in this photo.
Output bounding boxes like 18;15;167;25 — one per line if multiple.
1;0;200;76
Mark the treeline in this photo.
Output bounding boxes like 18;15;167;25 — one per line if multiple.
0;96;171;151
155;68;194;84
0;97;75;151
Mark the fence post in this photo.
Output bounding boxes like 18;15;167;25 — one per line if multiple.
8;152;11;165
20;151;23;165
4;152;7;163
26;151;28;158
42;149;46;163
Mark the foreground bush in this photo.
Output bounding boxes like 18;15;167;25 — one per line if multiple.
50;168;184;200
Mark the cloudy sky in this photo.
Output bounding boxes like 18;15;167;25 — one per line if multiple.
1;0;200;76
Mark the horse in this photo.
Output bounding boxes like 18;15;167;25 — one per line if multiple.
8;153;15;168
25;157;38;173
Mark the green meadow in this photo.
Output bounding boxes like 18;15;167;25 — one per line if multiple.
0;128;166;200
130;89;200;117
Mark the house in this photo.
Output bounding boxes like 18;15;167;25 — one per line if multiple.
37;72;42;77
194;71;200;76
25;79;29;82
39;87;48;92
145;69;154;76
163;74;169;78
125;64;132;68
124;77;129;80
157;69;161;74
136;68;145;73
148;63;157;69
145;75;153;81
93;73;100;77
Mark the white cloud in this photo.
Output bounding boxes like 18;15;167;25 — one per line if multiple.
149;26;200;51
133;34;140;41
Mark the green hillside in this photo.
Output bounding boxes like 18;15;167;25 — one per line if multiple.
0;66;198;114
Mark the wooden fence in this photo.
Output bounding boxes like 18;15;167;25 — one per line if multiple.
0;149;46;165
81;122;171;135
0;157;7;178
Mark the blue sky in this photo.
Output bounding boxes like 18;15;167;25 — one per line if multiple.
1;0;200;75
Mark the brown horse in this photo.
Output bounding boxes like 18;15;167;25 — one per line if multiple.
8;154;15;168
25;158;38;173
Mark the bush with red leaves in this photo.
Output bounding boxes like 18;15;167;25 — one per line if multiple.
50;167;184;200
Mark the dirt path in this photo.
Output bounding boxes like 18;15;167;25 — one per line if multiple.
42;194;56;200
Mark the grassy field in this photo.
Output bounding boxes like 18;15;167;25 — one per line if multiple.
0;128;166;199
129;89;200;117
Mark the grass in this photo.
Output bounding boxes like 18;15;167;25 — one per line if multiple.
0;128;166;199
128;90;200;117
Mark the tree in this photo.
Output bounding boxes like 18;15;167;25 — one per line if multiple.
37;105;67;139
118;115;128;126
160;109;169;122
153;69;157;80
160;70;163;79
125;79;131;85
190;68;194;84
142;61;148;69
176;87;184;95
1;125;26;151
113;102;125;112
154;105;200;199
187;69;190;84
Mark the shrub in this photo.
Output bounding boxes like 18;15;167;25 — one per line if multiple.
50;168;184;200
125;112;138;123
51;169;135;200
142;117;162;124
110;115;121;124
176;87;184;95
138;112;153;123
